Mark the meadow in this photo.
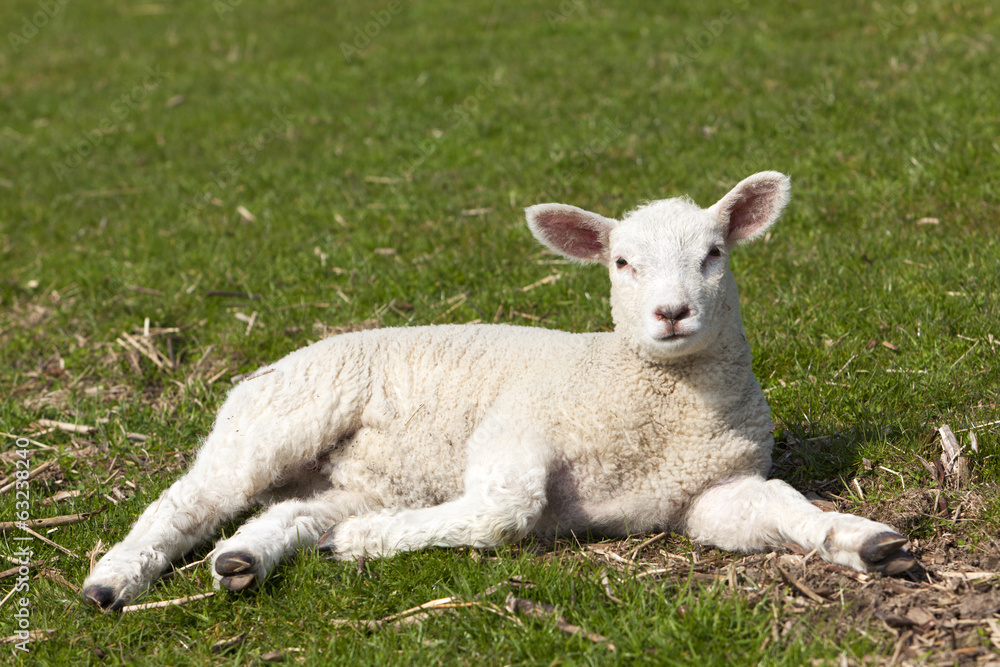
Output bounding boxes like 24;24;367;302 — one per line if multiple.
1;0;998;664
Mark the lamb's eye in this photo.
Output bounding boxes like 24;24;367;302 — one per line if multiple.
615;258;628;268
708;247;722;258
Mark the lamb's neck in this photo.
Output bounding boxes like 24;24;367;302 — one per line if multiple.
607;323;757;412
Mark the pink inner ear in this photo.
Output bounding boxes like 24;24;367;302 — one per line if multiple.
540;213;603;259
727;184;779;242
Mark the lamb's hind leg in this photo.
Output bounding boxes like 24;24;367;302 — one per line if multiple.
81;455;248;610
82;362;363;610
684;476;916;574
317;420;551;559
211;490;374;592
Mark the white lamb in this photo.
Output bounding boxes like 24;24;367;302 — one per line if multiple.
82;171;914;610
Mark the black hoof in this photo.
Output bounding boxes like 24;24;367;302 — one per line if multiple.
83;585;125;612
316;527;337;554
881;555;917;575
220;574;256;592
215;551;256;576
860;532;916;575
859;532;908;564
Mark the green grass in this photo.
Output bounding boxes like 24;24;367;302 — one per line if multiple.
2;0;999;663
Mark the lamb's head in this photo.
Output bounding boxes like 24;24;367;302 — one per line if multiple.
526;171;790;362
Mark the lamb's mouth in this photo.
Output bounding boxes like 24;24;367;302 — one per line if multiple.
655;331;693;342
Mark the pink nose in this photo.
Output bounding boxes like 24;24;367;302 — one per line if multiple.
654;306;691;324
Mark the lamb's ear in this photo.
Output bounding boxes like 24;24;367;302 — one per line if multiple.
709;171;791;246
525;203;617;264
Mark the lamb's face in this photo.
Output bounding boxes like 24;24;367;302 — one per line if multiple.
608;199;733;362
525;171;790;364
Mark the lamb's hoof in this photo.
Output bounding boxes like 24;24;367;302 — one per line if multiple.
316;527;337;555
215;551;259;592
219;574;256;592
859;532;916;575
215;551;255;575
82;585;126;612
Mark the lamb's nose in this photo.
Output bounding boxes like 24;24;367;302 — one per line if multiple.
654;306;691;323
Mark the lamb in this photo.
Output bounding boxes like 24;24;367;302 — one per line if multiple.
82;171;915;611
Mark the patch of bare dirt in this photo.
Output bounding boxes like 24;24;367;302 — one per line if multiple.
560;490;1000;666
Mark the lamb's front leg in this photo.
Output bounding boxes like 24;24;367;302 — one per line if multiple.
683;476;916;574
